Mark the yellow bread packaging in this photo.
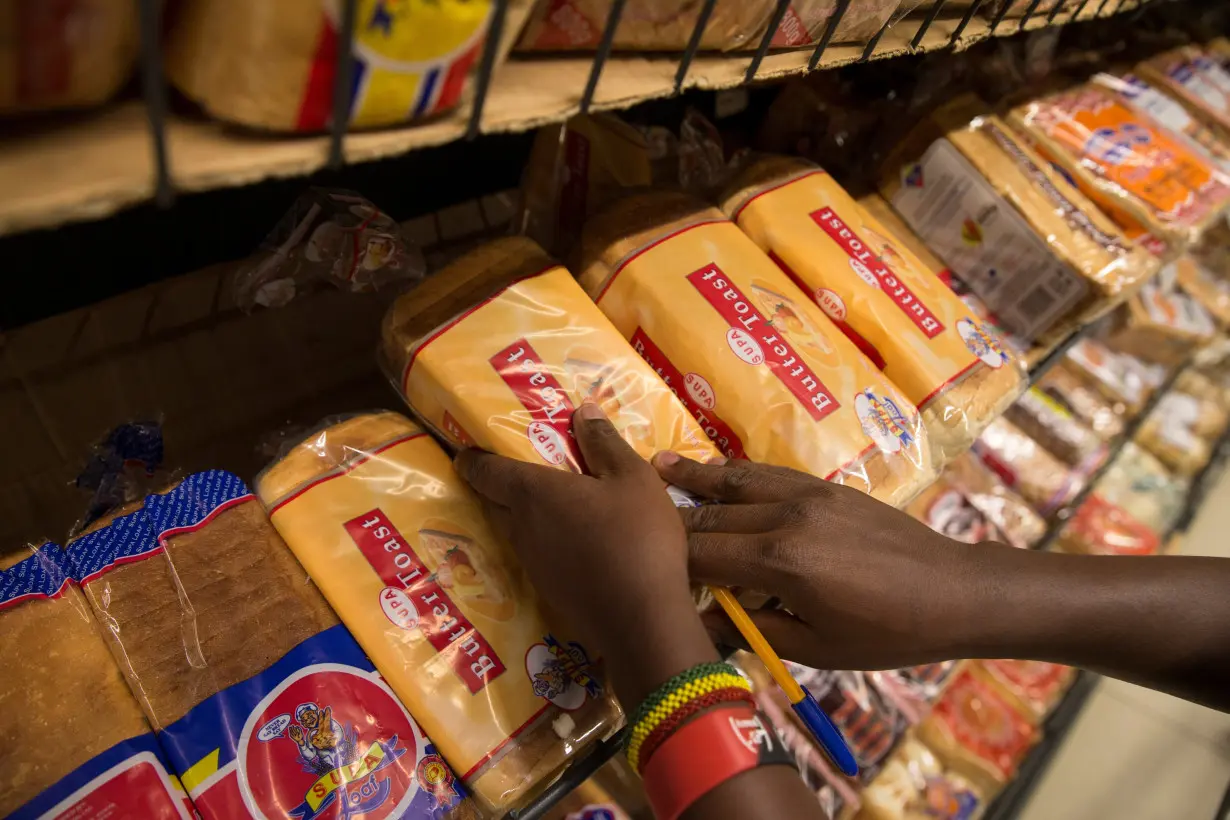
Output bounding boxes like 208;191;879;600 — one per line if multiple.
382;236;718;472
1008;84;1230;247
722;156;1026;465
577;192;936;507
257;412;622;813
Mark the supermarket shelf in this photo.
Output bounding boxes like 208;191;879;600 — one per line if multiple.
983;671;1102;820
0;1;1141;238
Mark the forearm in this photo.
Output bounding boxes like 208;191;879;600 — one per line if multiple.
953;545;1230;710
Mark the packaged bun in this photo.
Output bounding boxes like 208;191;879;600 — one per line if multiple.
382;236;718;472
977;661;1074;723
1035;363;1127;442
879;96;1104;346
973;418;1085;516
0;0;137;115
908;453;1045;549
578;191;935;507
855;738;986;820
916;665;1038;799
1008;84;1230;247
258;412;621;813
166;0;512;131
1;544;193;820
67;473;478;819
722;156;1025;465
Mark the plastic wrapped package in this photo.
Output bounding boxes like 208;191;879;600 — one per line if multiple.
0;544;194;820
1003;387;1107;470
165;0;520;131
1063;338;1165;415
1174;253;1230;326
0;0;137;115
577;192;936;507
1136;46;1230;137
915;665;1039;799
855;738;986;820
1035;363;1127;442
879;97;1109;346
66;474;479;819
907;453;1046;549
868;662;961;725
382;236;718;468
542;779;631;820
1096;442;1188;536
721;156;1025;466
514;0;899;52
1093;71;1230;173
257;413;624;813
1105;265;1218;367
235;189;425;310
973;418;1086;517
977;661;1073;724
1136;391;1223;477
1057;492;1162;556
1007;84;1230;247
1176;367;1230;406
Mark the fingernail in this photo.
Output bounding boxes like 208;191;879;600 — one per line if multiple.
576;400;604;421
652;451;679;467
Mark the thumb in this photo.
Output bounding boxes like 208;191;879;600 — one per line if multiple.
572;401;645;478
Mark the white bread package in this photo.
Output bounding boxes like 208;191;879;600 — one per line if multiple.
1;544;194;820
578;192;936;507
382;236;718;471
1008;84;1230;247
723;155;1026;465
0;0;137;115
257;413;622;813
166;0;509;131
881;96;1146;346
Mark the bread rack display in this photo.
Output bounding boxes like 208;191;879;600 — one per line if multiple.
2;1;1229;819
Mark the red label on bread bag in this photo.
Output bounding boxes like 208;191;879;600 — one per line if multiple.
490;339;585;471
344;510;505;693
686;264;840;422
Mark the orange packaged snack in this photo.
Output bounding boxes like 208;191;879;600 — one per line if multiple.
722;156;1025;465
577;192;936;508
258;412;623;813
1009;84;1230;246
382;236;718;472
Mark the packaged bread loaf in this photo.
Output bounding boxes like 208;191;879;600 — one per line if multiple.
973;418;1086;516
1093;71;1230;172
0;0;137;115
1035;363;1127;441
977;661;1073;724
1136;46;1230;137
1095;442;1188;535
166;0;513;131
915;665;1038;799
1136;392;1220;476
1106;265;1218;366
67;473;477;820
722;156;1025;465
578;192;935;506
1;544;194;820
516;0;772;51
756;0;902;49
907;453;1045;549
855;737;985;820
867;662;960;725
257;412;622;812
383;236;718;472
879;96;1104;345
1064;338;1164;415
1007;84;1230;246
1003;387;1107;469
1174;253;1230;326
1057;492;1161;556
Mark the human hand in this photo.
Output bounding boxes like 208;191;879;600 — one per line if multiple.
454;402;719;705
653;453;1011;671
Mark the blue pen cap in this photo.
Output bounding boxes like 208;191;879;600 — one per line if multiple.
792;686;859;777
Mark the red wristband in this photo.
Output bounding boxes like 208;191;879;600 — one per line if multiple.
641;704;792;820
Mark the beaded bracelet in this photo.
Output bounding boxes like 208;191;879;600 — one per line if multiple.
627;662;752;772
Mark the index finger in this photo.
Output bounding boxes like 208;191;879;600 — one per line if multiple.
453;448;572;507
652;452;816;503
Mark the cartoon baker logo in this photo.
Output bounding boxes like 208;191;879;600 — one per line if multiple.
957;318;1009;368
854;389;915;455
239;664;459;820
526;635;602;711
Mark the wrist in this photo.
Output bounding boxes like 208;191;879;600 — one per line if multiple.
923;537;1034;659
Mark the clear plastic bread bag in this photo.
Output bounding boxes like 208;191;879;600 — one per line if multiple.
1035;363;1127;442
1135;46;1230;138
576;191;935;508
972;418;1086;517
1002;387;1108;470
166;0;521;132
1095;442;1189;535
0;0;137;115
65;473;480;819
1174;253;1230;327
1007;83;1230;248
1105;262;1219;367
1;543;193;820
879;95;1152;352
1136;390;1220;477
856;737;987;820
256;412;625;814
720;154;1026;468
906;453;1045;550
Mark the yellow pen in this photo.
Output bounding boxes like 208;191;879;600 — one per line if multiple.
711;586;859;777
